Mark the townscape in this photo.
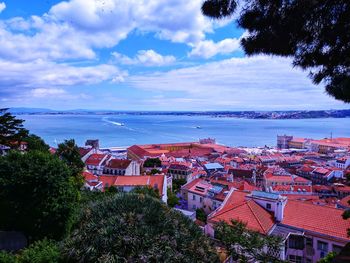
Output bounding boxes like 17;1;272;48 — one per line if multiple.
47;135;350;262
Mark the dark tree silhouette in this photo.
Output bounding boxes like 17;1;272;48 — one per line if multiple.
202;0;350;102
0;109;28;147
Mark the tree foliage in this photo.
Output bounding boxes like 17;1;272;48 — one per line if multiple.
143;157;161;168
23;134;50;153
318;252;337;263
172;178;187;193
0;109;28;147
0;239;61;263
62;193;219;262
132;186;160;199
55;139;84;186
202;0;350;103
196;208;207;223
167;188;179;208
0;151;80;241
215;220;283;262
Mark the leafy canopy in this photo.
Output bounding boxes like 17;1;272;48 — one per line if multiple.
0;151;80;241
63;193;219;262
215;220;283;262
202;0;350;103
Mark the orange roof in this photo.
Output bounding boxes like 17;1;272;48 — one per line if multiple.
339;195;350;208
105;159;131;169
114;175;165;196
209;198;275;235
282;200;350;240
85;154;108;166
266;175;294;182
83;170;98;181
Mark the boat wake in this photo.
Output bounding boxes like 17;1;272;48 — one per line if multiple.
102;117;124;126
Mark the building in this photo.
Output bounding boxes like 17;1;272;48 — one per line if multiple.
167;163;192;181
85;153;111;175
103;159;140;176
204;163;224;175
205;190;350;262
277;135;294;149
181;178;232;213
99;175;167;203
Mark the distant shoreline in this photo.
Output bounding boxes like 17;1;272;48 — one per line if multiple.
9;108;350;120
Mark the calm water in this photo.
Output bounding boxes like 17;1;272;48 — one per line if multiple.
19;114;350;148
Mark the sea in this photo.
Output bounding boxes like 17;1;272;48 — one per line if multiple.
18;114;350;148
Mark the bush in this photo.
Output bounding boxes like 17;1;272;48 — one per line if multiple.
62;193;219;262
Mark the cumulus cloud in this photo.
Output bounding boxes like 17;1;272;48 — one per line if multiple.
126;55;347;110
31;88;67;98
189;38;241;59
112;50;175;66
0;59;121;98
0;2;5;14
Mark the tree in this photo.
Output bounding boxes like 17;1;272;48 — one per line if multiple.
215;220;283;262
0;239;61;263
167;188;180;208
0;151;80;241
55;139;84;186
196;208;207;223
173;178;187;193
23;134;49;153
318;252;337;263
132;186;160;199
143;158;161;168
0;109;28;147
150;168;161;174
62;193;219;262
202;0;350;103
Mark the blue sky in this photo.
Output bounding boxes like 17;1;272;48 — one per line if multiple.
0;0;348;111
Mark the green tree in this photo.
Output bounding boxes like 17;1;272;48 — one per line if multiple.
0;239;61;263
196;208;207;223
215;220;283;262
202;0;350;103
167;188;179;208
19;239;61;263
23;134;49;153
62;193;219;262
318;252;337;263
55;139;84;186
173;178;187;193
0;109;28;148
143;158;161;168
132;186;160;199
150;168;161;174
0;151;80;241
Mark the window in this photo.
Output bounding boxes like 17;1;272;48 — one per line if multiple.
289;235;304;250
192;194;196;201
288;255;302;263
192;204;196;210
266;203;272;210
317;241;328;252
332;244;342;254
200;197;203;203
306;237;313;247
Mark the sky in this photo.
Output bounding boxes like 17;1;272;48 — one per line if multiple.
0;0;348;111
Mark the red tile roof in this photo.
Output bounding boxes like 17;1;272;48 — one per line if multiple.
105;159;131;169
282;200;350;240
83;170;98;181
85;154;108;166
209;198;275;235
114;175;165;196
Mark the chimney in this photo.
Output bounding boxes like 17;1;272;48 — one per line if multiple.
275;198;287;222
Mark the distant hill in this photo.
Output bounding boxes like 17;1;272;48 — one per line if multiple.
6;107;350;119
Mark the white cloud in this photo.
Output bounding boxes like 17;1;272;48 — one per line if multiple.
31;88;67;98
189;38;241;59
112;50;175;66
126;55;347;110
0;59;122;98
0;2;5;14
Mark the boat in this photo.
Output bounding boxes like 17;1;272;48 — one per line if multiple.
196;126;202;129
